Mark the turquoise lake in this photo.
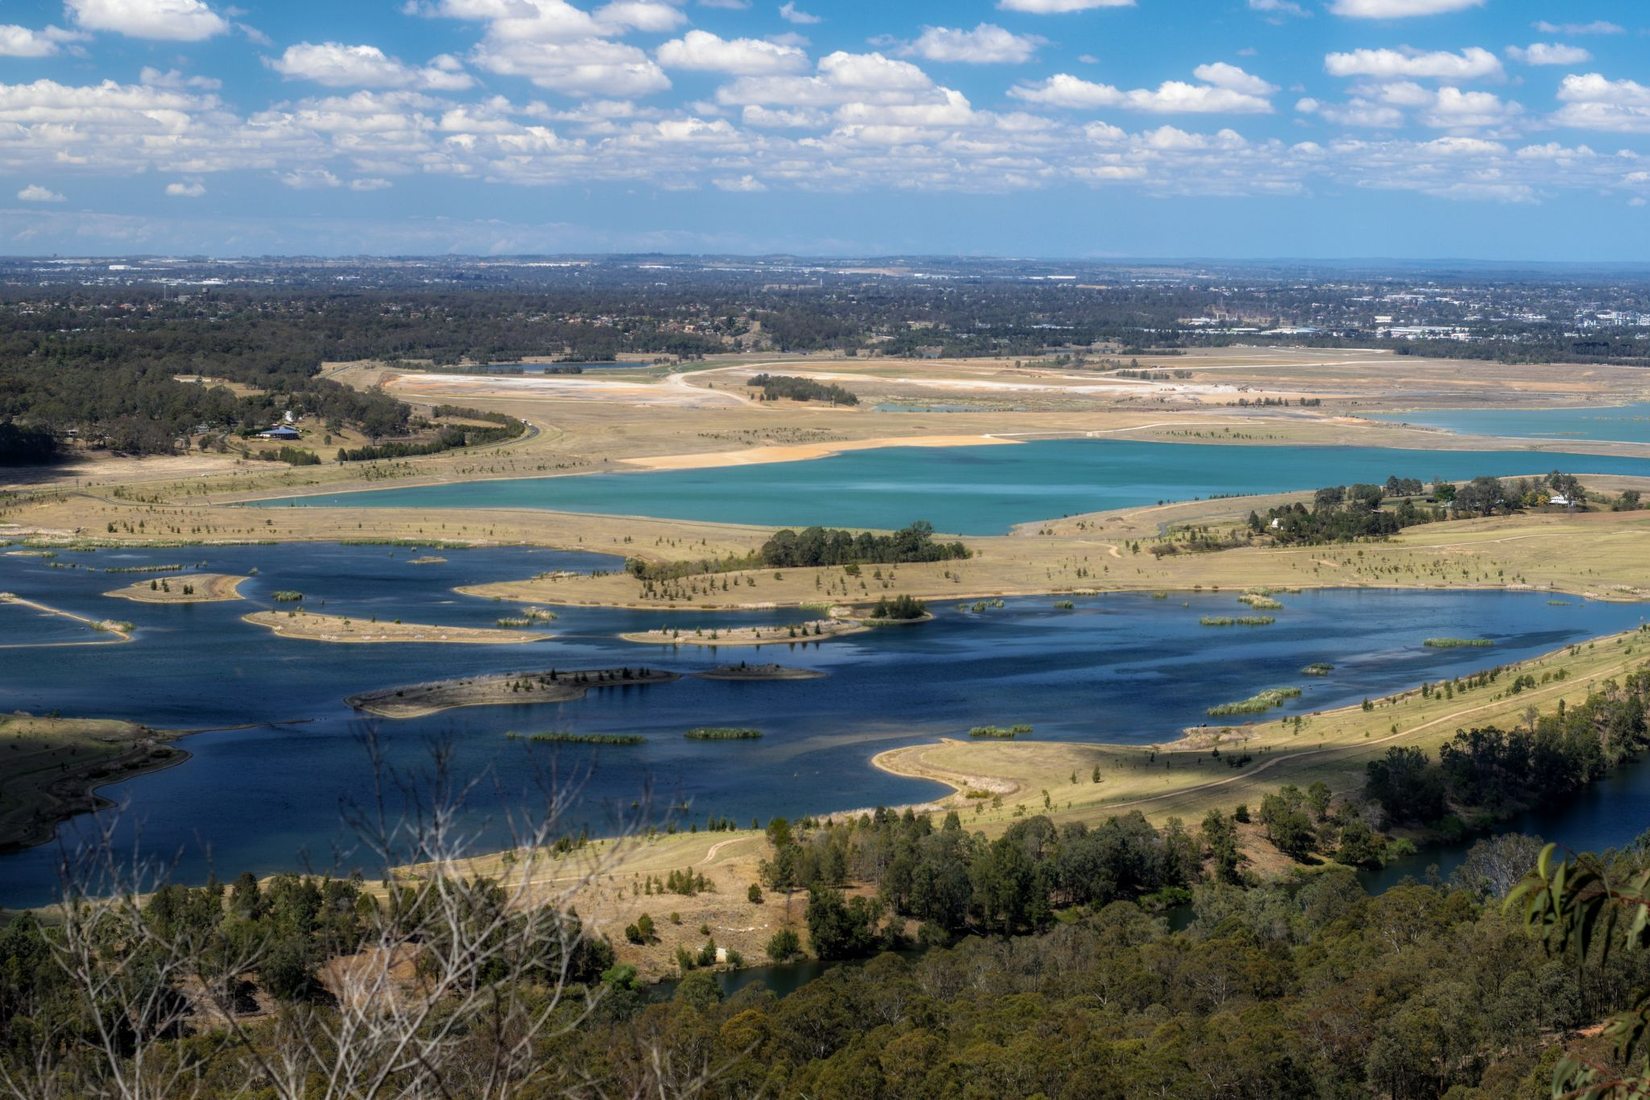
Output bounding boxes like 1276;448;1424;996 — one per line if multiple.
2;541;1648;907
262;439;1650;535
1374;404;1650;445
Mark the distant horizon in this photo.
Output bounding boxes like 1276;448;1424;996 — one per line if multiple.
5;1;1650;257
11;252;1650;270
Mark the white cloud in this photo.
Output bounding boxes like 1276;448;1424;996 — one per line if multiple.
65;0;228;41
1554;73;1650;133
478;37;670;97
717;51;940;109
656;30;807;75
1506;43;1590;66
164;180;205;196
1324;46;1502;81
1329;0;1482;17
1193;62;1278;96
1010;69;1275;113
1248;0;1306;17
271;43;475;91
279;168;342;189
349;177;393;191
1533;21;1623;36
778;2;819;25
140;67;221;90
905;24;1044;65
17;184;65;202
714;174;766;190
997;0;1134;11
0;24;83;57
594;1;687;33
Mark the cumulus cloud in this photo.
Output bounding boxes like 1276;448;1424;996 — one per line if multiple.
997;0;1135;11
714;174;766;190
778;2;819;25
65;0;228;41
1324;46;1502;81
656;30;807;75
0;24;83;57
165;180;206;196
1329;0;1482;16
1554;73;1650;133
271;43;474;91
1010;66;1276;113
594;1;687;33
1506;43;1590;66
17;184;65;202
427;0;672;97
905;24;1044;65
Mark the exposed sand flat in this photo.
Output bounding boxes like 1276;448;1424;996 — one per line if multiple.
622;433;1017;470
243;609;552;645
105;573;248;604
382;369;745;409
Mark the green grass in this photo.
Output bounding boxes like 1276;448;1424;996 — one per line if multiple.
1301;663;1335;677
271;591;304;603
1207;687;1303;717
684;727;763;741
1424;638;1495;649
1237;593;1283;610
969;724;1034;740
1201;616;1276;627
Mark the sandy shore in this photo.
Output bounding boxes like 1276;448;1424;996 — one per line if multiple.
243;610;552;645
105;573;248;604
620;433;1018;470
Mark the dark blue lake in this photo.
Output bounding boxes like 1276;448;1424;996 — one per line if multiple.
2;542;1647;907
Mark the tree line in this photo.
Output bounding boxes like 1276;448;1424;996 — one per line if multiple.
758;521;969;568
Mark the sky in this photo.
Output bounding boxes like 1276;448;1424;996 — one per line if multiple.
3;0;1650;259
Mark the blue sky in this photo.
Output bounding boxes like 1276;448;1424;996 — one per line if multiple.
3;0;1650;258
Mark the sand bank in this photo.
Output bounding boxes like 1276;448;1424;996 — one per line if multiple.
621;433;1018;471
105;573;248;604
243;609;552;645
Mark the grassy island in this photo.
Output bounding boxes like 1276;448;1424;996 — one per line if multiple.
505;731;647;746
970;724;1034;739
696;663;827;681
622;620;866;647
1424;637;1496;649
347;666;679;719
1201;615;1276;627
684;727;763;741
1206;687;1304;717
105;573;248;604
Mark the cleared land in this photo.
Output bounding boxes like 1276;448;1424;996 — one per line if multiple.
105;573;248;604
0;714;180;851
243;609;552;645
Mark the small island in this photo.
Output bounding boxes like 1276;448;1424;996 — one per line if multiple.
696;663;827;681
105;573;249;604
622;619;867;647
244;609;553;645
347;666;680;719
